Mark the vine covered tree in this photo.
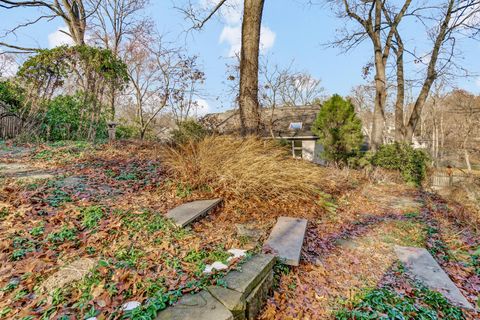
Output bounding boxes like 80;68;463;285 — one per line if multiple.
15;45;128;139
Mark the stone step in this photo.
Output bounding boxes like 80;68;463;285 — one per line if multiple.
156;254;276;320
263;217;308;266
166;198;222;227
222;254;276;297
394;246;474;310
156;290;233;320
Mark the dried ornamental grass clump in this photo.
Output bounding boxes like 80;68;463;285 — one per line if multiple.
161;135;351;209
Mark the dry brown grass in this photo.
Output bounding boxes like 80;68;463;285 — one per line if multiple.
161;135;356;213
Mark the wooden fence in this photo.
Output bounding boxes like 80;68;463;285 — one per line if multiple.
431;169;468;189
0;104;22;139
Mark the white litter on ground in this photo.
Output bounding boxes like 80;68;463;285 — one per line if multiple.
203;261;229;274
227;248;247;262
122;301;141;311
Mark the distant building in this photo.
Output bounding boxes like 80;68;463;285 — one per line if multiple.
201;105;325;164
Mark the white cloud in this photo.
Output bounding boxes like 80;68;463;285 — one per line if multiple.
204;0;276;57
48;26;74;48
219;25;276;57
194;98;210;117
260;26;276;52
219;25;241;56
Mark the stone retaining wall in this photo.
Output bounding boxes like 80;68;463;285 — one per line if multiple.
156;254;276;320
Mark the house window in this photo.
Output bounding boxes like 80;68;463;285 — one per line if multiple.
292;140;302;158
289;122;303;130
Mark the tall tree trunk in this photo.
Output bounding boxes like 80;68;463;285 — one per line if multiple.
371;52;387;150
239;0;264;136
110;81;116;121
404;0;454;142
369;0;387;150
61;0;87;45
394;34;405;142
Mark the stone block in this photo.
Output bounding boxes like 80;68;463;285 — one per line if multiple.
263;217;307;266
156;290;233;320
166;198;222;227
208;285;246;320
223;254;276;296
395;246;474;310
245;270;274;320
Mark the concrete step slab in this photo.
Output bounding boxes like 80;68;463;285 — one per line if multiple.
207;286;245;320
263;217;308;266
166;198;222;227
395;246;474;310
156;290;233;320
223;254;276;296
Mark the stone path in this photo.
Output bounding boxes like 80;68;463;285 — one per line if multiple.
263;217;308;266
0;146;31;159
0;162;55;181
166;198;222;227
157;254;276;320
394;246;474;310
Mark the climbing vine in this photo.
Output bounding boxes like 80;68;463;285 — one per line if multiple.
14;45;128;140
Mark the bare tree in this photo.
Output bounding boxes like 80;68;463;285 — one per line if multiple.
168;57;205;123
0;53;17;78
389;0;480;142
259;60;325;136
277;72;325;106
0;0;100;49
445;90;480;172
349;83;376;142
123;31;204;139
89;0;151;119
327;0;412;150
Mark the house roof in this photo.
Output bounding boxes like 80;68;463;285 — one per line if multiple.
201;105;321;138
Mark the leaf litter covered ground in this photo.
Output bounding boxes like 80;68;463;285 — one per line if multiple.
0;141;248;319
260;187;480;319
0;139;479;320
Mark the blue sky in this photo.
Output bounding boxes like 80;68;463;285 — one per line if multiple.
1;0;480;114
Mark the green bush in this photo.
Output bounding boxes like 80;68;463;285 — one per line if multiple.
171;120;207;144
372;142;429;186
0;80;24;111
42;92;107;141
115;123;140;139
312;94;364;165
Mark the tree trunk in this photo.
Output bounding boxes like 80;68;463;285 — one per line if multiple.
110;81;116;121
464;148;472;173
61;0;87;45
239;0;264;136
404;0;454;142
394;34;405;142
370;52;387;150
